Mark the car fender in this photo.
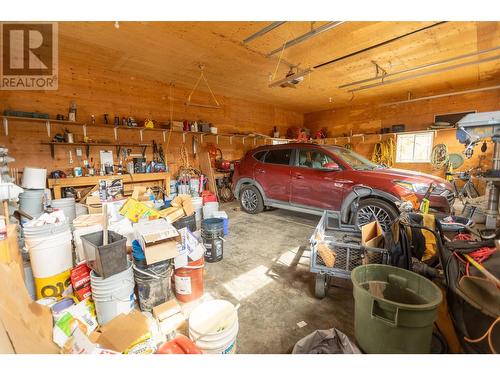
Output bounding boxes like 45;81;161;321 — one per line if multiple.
340;186;401;223
233;178;267;200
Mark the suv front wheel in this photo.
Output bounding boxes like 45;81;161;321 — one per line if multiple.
239;185;264;214
355;198;399;232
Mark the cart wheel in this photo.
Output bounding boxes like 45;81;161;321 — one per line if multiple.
315;273;329;299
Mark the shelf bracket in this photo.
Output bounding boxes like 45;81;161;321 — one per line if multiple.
2;117;8;136
113;127;118;141
46;120;51;137
141;145;147;157
162;131;166;143
82;124;87;139
139;129;144;141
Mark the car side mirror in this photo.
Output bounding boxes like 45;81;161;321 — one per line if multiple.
323;162;340;171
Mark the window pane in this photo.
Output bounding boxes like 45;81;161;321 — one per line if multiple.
298;149;335;169
253;151;267;161
264;149;291;165
396;132;433;163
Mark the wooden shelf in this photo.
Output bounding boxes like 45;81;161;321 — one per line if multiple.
41;141;150;158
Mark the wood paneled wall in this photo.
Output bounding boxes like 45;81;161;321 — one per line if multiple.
304;90;499;191
0;53;303;176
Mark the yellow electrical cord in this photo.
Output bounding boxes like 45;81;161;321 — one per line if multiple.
371;138;395;167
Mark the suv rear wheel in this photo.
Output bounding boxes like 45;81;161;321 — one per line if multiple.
239;185;264;214
355;198;398;231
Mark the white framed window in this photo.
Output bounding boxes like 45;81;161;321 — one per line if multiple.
396;132;434;163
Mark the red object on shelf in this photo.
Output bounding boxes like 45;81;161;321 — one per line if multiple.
156;334;202;354
201;190;217;204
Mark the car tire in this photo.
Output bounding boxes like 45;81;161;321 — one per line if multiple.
355;198;399;231
239;185;264;214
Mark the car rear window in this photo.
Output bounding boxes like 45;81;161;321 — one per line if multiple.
253;150;267;161
263;149;292;165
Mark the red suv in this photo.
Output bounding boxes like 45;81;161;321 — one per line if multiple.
232;143;455;229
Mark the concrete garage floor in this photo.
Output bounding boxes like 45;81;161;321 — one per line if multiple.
197;201;355;354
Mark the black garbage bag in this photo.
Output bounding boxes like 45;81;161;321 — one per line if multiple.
292;328;361;354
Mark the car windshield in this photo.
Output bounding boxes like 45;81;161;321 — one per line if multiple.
325;147;381;170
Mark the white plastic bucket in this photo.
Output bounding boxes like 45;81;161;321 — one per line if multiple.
52;198;76;223
22;167;47;189
189;299;238;354
25;229;73;279
202;202;219;219
24;226;73;299
192;197;203;222
19;189;45;217
90;262;135;325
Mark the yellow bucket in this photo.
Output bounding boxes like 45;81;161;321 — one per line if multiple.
34;269;72;300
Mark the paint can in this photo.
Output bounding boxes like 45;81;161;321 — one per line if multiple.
21;167;47;189
24;222;73;299
90;261;135;325
201;218;224;263
19;189;45;218
132;258;173;312
189;299;238;354
202;201;219;219
51;197;76;223
173;257;204;303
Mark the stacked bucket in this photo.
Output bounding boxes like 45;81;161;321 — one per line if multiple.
19;167;47;223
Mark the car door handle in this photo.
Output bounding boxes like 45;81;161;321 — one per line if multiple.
294;173;304;179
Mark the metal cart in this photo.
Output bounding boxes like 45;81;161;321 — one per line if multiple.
309;210;391;298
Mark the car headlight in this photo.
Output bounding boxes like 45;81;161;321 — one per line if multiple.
394;181;431;194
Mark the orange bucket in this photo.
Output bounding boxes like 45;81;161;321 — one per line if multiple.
173;257;204;303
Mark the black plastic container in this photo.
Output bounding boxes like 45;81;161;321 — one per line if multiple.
81;230;127;279
201;218;224;263
173;213;197;233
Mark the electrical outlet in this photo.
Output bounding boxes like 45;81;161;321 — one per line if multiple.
76;148;82;157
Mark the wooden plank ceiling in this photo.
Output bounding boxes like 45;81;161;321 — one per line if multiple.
58;21;500;113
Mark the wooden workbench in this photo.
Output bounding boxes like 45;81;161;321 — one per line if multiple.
47;172;171;199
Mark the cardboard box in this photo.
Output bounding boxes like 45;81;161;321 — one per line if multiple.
134;219;181;265
171;195;194;217
361;221;384;249
152;299;181;322
132;186;151;202
96;310;149;353
86;195;102;214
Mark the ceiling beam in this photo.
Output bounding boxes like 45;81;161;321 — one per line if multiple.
313;22;447;70
243;22;287;44
380;85;500;106
266;21;344;57
348;54;500;92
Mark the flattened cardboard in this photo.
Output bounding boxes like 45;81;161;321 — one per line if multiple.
152;299;181;321
0;262;59;354
96;310;149;353
361;221;384;249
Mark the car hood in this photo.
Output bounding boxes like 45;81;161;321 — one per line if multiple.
358;168;452;190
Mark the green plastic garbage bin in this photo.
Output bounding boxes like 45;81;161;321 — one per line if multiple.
351;264;442;354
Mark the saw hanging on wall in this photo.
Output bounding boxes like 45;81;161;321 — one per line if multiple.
185;64;221;109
